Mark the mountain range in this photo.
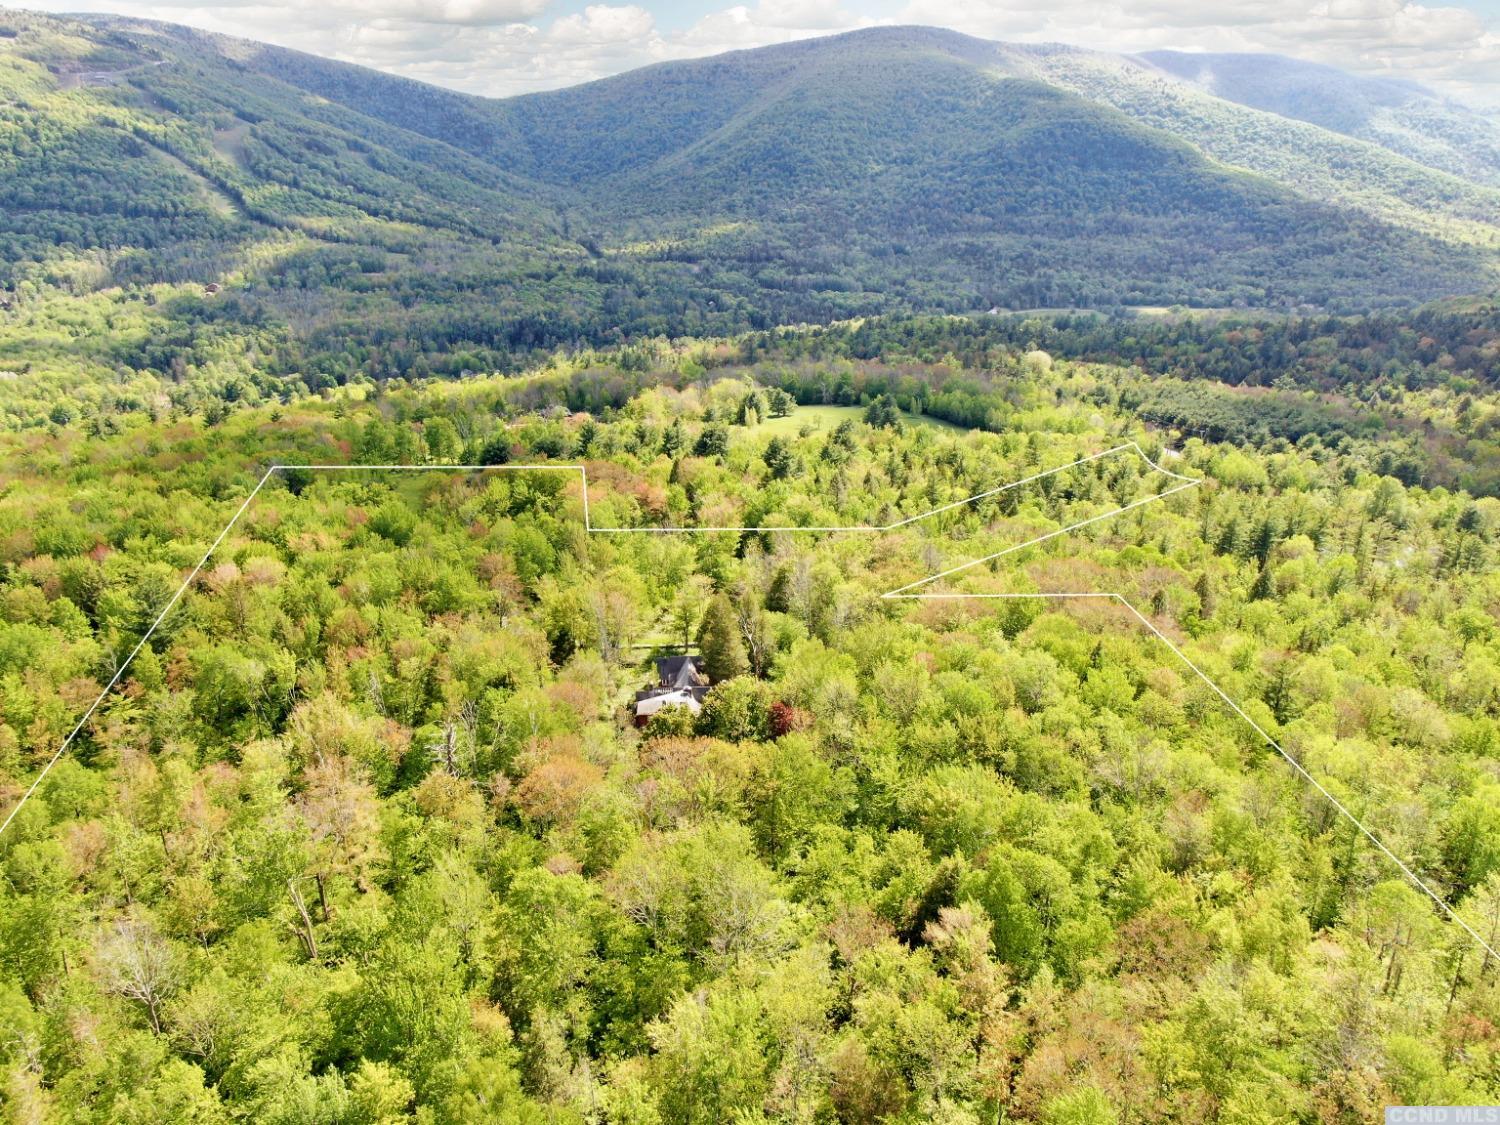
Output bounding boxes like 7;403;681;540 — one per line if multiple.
2;8;1498;385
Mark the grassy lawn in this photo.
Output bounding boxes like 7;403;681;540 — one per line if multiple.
752;404;964;436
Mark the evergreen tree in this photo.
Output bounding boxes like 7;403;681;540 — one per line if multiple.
863;394;902;430
694;424;730;458
1194;572;1217;618
1250;563;1277;601
763;437;795;480
697;593;749;682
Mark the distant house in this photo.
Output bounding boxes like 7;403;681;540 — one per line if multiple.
634;655;708;726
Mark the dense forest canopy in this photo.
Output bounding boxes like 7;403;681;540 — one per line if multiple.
8;300;1497;499
2;338;1500;1120
3;6;1500;1120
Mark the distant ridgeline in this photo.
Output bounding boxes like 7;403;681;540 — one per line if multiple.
1;11;1500;394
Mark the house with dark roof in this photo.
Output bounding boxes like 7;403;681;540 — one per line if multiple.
634;654;708;726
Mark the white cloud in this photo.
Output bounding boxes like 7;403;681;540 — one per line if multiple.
897;0;1500;104
89;0;551;23
10;0;1498;104
549;3;655;43
672;0;880;55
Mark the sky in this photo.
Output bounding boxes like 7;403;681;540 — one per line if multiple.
12;0;1500;104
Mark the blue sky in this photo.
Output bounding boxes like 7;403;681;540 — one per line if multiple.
13;0;1500;103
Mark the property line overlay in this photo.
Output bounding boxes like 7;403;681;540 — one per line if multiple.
2;444;1493;964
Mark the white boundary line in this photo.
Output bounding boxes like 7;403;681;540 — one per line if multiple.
0;467;280;841
0;445;1158;834
887;592;1499;960
3;442;1494;962
285;440;1148;534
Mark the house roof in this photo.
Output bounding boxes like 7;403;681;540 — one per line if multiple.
634;689;703;717
656;655;704;690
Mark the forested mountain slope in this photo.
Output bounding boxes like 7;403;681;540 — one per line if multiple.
493;34;1480;314
0;9;622;391
480;28;1500;247
1015;44;1500;247
1140;49;1500;189
291;24;1500;310
1;10;1498;405
0;12;561;273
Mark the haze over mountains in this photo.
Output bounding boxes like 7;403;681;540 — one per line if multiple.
1138;49;1500;190
2;8;1498;384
